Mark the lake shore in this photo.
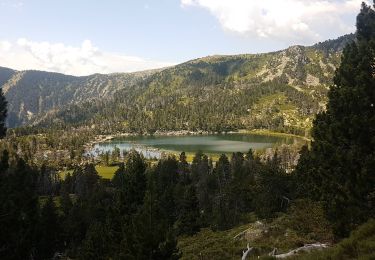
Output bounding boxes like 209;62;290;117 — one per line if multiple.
83;129;310;151
83;128;309;162
94;129;310;139
238;129;311;142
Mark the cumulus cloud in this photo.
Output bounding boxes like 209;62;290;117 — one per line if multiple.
181;0;367;43
0;1;24;8
0;38;174;76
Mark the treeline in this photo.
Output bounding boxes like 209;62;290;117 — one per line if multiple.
0;147;296;259
0;127;95;168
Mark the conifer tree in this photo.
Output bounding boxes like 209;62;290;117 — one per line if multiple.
216;154;231;188
112;151;147;214
60;190;73;216
79;221;114;260
0;159;39;259
178;151;190;176
36;196;61;259
296;1;375;237
176;185;200;235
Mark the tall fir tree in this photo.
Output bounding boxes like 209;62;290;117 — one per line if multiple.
296;1;375;237
112;150;147;215
0;159;39;259
176;185;201;235
79;221;115;260
36;196;61;259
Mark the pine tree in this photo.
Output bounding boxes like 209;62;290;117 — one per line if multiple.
0;159;39;259
254;156;290;219
212;154;234;230
112;162;126;188
178;151;190;176
131;190;168;259
36;196;61;259
72;164;99;197
216;154;231;189
60;190;73;216
296;2;375;237
176;185;200;235
79;221;115;260
153;156;180;225
112;151;147;214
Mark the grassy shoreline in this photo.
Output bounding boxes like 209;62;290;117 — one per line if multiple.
238;129;311;142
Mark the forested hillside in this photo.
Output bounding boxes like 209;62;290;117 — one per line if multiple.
1;34;355;135
0;68;160;127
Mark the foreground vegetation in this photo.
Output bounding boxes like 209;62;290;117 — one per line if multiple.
179;217;375;259
298;219;375;260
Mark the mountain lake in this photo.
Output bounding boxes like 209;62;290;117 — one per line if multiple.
88;133;299;159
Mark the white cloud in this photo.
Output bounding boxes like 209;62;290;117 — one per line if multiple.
0;41;12;52
181;0;368;43
0;38;174;76
0;1;24;8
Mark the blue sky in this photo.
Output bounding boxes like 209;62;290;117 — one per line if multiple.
0;0;367;75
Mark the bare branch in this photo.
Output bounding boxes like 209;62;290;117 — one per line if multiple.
269;243;329;258
242;243;253;260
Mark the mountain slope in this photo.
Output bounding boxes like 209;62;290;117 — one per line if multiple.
0;69;160;127
0;34;355;134
0;67;16;87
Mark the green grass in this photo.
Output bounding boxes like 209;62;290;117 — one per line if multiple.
257;92;285;103
59;170;73;180
169;152;222;163
239;129;311;141
95;165;119;179
59;165;119;180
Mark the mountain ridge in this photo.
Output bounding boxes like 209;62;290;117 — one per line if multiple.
0;34;355;133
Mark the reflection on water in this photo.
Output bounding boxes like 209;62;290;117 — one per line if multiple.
87;134;295;159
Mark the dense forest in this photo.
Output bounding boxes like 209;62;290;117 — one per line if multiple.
0;1;374;259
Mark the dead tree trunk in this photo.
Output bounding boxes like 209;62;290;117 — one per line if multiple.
269;243;329;258
241;243;253;260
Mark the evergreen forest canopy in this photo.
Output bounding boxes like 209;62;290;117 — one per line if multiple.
0;1;374;259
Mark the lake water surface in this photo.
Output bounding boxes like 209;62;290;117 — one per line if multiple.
89;133;296;159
